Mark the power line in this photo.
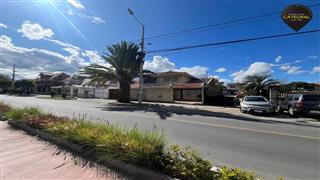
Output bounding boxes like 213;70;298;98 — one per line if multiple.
147;29;320;54
142;3;320;41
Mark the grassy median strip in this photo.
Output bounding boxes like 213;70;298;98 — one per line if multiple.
1;102;259;180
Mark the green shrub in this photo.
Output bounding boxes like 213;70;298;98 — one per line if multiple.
46;120;166;169
7;104;260;180
218;167;256;180
5;107;42;121
159;144;214;180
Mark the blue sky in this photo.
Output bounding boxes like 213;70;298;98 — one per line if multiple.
0;0;319;83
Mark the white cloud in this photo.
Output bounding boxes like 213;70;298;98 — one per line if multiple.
78;13;106;24
208;75;230;84
91;16;106;24
0;35;86;79
215;67;226;73
279;65;304;74
17;20;80;51
309;55;319;59
144;56;209;78
177;66;208;78
275;55;282;63
66;9;106;24
17;21;54;40
82;50;100;64
294;60;302;63
63;47;80;56
82;50;111;67
67;9;74;16
66;3;105;24
144;56;175;72
0;23;8;28
231;62;273;83
67;0;85;10
311;66;320;73
45;38;80;50
219;79;230;84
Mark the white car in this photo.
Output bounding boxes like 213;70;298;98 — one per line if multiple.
240;96;274;114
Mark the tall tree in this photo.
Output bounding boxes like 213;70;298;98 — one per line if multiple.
280;81;318;92
243;75;279;96
81;41;143;102
14;79;35;90
0;74;11;93
13;79;35;95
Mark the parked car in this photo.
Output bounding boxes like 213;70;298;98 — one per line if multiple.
240;96;274;114
277;94;320;117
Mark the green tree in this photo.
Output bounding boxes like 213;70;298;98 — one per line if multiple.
280;81;318;92
0;74;11;93
14;79;35;94
81;41;143;102
243;75;279;96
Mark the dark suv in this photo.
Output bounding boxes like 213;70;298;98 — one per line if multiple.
277;94;320;117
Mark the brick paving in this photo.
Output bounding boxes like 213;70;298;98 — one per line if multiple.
0;122;122;180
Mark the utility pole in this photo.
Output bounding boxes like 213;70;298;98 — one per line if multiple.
138;25;145;104
10;64;15;95
128;8;145;104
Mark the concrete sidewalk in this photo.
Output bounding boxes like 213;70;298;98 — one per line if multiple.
0;121;122;180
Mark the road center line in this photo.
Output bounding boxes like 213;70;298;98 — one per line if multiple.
110;111;320;141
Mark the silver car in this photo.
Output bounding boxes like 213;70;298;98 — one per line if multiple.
240;96;274;114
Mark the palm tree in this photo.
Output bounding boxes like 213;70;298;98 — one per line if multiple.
80;41;143;102
243;75;279;96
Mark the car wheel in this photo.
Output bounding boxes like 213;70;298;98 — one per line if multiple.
289;106;296;117
240;107;246;113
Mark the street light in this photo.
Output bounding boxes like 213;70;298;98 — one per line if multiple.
128;8;144;104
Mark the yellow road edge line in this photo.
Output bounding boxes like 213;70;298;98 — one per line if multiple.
112;111;320;141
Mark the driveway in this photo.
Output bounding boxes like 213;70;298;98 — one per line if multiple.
1;95;320;180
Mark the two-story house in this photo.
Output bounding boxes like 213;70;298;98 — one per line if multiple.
35;72;70;94
130;71;217;103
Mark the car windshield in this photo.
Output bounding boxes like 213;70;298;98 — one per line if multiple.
245;96;267;102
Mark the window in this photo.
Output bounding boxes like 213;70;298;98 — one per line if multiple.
172;76;179;82
244;96;267;102
164;77;170;82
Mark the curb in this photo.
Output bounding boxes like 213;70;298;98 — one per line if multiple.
8;121;171;180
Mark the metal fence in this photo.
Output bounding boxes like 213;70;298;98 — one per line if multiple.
277;90;320;100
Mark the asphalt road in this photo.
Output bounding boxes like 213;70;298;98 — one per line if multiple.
1;95;320;180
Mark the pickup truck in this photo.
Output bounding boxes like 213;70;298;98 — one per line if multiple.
277;94;320;117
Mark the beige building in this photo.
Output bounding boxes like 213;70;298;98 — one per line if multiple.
130;71;218;103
